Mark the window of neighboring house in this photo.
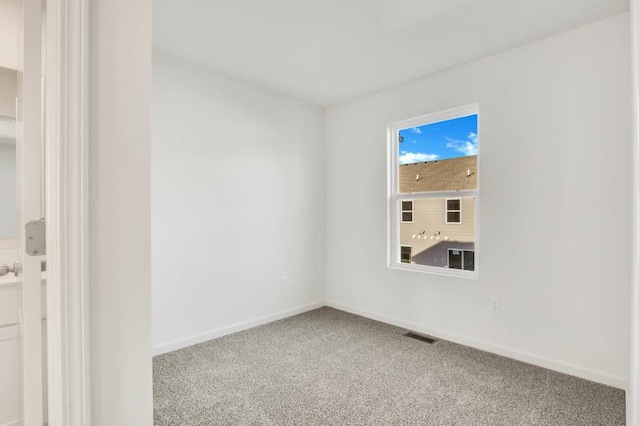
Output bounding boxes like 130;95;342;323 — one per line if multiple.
401;200;413;223
448;249;475;271
388;104;479;277
400;246;412;264
446;198;461;224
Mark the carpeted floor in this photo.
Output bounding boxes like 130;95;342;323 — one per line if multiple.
153;307;625;425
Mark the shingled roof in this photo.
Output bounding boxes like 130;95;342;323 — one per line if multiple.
399;155;477;193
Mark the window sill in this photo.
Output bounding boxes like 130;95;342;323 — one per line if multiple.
388;262;478;279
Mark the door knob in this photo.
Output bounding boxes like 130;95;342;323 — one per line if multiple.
0;261;18;277
0;260;44;277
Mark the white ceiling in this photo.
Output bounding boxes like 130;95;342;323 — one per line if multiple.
153;0;628;107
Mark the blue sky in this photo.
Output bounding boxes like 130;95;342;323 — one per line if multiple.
398;114;478;164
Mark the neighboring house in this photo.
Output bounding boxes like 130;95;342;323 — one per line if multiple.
399;155;477;270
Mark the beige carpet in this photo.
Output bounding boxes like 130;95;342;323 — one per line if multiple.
153;307;625;425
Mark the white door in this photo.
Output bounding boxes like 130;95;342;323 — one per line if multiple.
16;0;45;424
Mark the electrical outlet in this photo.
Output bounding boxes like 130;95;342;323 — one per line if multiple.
280;275;288;288
490;298;500;313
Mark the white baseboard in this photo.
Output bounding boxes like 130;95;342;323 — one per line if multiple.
325;300;627;390
152;299;627;390
153;301;325;356
0;419;19;426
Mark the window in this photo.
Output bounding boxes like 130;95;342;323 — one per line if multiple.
400;246;412;264
388;104;479;277
401;200;413;223
446;198;461;224
448;249;474;271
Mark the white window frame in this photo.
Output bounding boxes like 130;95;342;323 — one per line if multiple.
445;198;462;224
401;199;413;223
447;249;475;271
387;104;479;278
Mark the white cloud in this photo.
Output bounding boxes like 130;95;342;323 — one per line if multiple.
409;127;422;134
445;133;478;156
399;152;439;164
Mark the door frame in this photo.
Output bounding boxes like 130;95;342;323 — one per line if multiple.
630;1;640;425
44;0;91;424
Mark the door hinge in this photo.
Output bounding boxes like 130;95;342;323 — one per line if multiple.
25;219;46;256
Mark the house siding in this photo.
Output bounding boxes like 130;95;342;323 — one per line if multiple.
399;197;475;266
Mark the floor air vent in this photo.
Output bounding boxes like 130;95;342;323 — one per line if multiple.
403;331;437;344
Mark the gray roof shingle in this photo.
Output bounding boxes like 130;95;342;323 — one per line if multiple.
399;155;477;193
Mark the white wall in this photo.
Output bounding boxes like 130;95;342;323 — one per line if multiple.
325;13;631;388
0;0;18;70
152;53;326;353
0;144;16;238
0;68;17;240
0;68;17;117
90;0;153;424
